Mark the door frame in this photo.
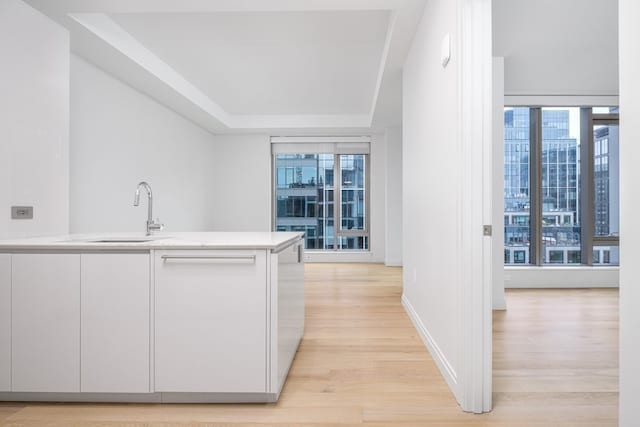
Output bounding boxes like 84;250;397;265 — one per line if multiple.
458;0;493;413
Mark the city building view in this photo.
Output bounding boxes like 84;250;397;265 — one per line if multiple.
593;115;620;264
504;107;619;265
274;153;368;250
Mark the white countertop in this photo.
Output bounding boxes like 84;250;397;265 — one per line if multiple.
0;232;304;251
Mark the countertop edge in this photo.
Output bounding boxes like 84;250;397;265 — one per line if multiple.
0;233;304;252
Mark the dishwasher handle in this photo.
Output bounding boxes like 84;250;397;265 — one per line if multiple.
161;254;256;264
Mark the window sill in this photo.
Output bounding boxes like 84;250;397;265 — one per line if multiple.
505;265;619;270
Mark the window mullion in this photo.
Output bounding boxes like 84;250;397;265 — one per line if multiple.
580;108;594;265
530;108;543;266
365;154;371;237
334;154;341;251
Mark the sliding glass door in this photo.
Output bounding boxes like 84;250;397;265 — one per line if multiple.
272;139;370;251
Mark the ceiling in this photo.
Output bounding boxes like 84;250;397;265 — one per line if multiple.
493;0;618;96
24;0;427;133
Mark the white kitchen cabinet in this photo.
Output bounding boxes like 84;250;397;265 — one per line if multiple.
0;232;304;402
155;250;268;393
81;253;150;393
12;254;80;392
0;254;10;391
271;241;305;393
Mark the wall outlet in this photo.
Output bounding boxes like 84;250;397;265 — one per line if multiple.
11;206;33;219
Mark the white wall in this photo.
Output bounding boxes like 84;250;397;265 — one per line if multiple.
385;127;403;266
619;1;640;425
209;134;272;232
493;0;618;97
369;133;387;263
0;0;69;239
402;0;461;397
70;55;217;233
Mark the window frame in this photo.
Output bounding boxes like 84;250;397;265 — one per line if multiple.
580;110;619;264
270;138;371;252
505;106;619;266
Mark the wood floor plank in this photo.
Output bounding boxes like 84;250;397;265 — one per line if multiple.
0;263;618;426
0;407;22;422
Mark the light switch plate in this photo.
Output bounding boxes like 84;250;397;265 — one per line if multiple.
441;33;451;67
11;206;33;219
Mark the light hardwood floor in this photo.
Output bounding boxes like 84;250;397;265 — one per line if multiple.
0;263;618;426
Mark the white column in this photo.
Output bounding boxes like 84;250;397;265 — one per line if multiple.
619;0;640;425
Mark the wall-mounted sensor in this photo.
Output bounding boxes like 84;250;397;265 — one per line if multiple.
441;33;451;67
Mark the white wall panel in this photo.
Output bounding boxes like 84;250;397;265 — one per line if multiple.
0;0;69;239
70;55;217;233
402;0;461;398
619;0;640;425
385;126;403;266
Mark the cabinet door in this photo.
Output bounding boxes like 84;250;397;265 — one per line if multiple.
81;253;150;393
12;254;80;392
0;254;10;391
155;250;267;393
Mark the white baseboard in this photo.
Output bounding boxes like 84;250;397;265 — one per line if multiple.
492;299;507;310
493;288;507;310
401;294;459;401
0;392;277;403
504;266;619;288
303;251;381;263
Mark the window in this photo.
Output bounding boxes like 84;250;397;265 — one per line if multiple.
513;250;526;264
540;108;581;265
590;108;620;265
504;108;531;264
593;123;619;239
568;250;581;264
594;246;618;265
272;138;370;251
504;107;619;266
548;250;564;264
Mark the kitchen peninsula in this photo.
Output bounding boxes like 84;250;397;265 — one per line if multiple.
0;232;304;403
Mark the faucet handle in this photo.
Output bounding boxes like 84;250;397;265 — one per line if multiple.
148;219;164;232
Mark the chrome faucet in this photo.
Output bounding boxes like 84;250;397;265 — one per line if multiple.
133;181;163;235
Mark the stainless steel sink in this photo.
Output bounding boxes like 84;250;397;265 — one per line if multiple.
88;238;157;243
86;236;171;243
61;235;172;243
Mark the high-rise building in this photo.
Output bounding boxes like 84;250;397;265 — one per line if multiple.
593;109;620;264
594;113;620;238
503;108;532;264
274;153;367;251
